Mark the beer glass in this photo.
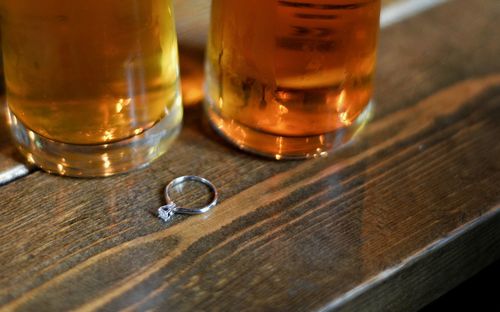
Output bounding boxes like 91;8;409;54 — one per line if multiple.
1;0;182;176
205;0;381;158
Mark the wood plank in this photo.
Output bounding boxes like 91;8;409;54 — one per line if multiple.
328;208;500;311
1;0;500;310
2;73;499;312
174;0;210;47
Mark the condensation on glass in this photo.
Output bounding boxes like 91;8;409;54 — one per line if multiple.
0;0;182;176
205;0;381;159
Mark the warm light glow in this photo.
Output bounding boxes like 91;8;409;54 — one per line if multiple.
339;112;352;126
57;164;66;175
6;109;12;126
336;90;346;111
115;98;131;113
319;135;325;144
116;103;123;113
134;128;144;135
336;90;353;126
278;104;289;115
101;153;111;169
103;131;113;142
234;126;247;139
28;131;36;141
276;137;284;156
26;153;35;164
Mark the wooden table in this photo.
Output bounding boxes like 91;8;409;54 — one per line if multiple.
1;0;499;311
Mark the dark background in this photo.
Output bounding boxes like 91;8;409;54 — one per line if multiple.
420;260;500;311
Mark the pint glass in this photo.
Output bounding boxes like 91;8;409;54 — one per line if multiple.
205;0;381;158
1;0;182;176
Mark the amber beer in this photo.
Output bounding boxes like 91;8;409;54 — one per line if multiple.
205;0;381;158
0;0;182;176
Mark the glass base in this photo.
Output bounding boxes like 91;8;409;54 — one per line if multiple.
205;101;373;160
7;102;182;177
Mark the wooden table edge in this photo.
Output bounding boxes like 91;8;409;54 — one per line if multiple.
319;207;500;311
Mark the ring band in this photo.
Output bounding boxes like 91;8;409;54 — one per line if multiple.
164;175;219;215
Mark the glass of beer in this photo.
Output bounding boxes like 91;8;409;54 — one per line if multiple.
205;0;381;159
0;0;182;176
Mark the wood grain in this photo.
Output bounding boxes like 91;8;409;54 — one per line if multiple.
1;0;500;311
174;0;210;47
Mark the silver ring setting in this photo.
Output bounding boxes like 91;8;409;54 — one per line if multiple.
158;176;218;222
